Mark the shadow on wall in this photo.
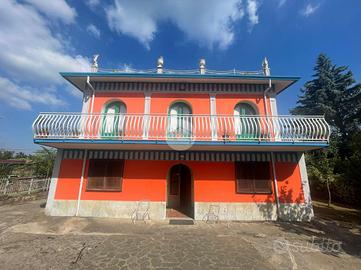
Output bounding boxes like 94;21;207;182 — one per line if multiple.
254;194;276;220
255;188;313;222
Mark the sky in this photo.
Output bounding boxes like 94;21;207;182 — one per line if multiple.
0;0;360;153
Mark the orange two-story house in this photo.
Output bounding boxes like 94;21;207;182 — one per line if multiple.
33;57;330;221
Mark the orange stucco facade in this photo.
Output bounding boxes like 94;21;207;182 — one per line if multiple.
90;92;270;116
55;158;304;204
91;92;145;114
54;90;305;208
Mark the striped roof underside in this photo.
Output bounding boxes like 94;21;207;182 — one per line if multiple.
87;81;274;93
62;150;300;163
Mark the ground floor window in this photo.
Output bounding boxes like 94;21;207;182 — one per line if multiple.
87;159;124;191
235;161;272;194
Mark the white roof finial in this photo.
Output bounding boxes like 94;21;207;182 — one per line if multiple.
91;54;99;72
262;57;270;76
199;58;206;74
157;56;164;73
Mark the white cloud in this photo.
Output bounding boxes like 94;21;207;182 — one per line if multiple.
23;0;77;24
247;0;259;29
0;0;89;110
86;0;100;9
87;24;101;38
0;77;66;110
301;3;320;17
106;0;246;50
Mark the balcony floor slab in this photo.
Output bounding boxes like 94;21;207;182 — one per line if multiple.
34;138;328;152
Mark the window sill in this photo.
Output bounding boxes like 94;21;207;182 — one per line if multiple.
86;189;122;192
236;191;273;195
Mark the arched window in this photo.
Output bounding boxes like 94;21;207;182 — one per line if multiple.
234;103;257;116
234;103;258;139
101;101;126;137
168;102;192;139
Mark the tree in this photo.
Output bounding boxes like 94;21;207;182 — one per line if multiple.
0;151;15;178
306;151;337;207
291;53;361;158
30;147;56;177
291;54;361;206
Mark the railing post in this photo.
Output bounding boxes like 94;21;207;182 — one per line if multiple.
42;179;46;191
28;178;34;194
3;177;9;195
142;92;151;139
46;178;50;191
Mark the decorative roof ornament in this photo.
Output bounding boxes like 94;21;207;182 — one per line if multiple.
199;58;206;75
91;54;99;72
262;57;271;76
157;56;164;73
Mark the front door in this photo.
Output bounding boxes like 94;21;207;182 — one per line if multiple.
167;164;193;218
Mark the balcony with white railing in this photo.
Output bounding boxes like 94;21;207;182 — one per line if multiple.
32;113;330;151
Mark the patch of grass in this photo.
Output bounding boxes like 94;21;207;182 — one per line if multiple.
313;200;361;224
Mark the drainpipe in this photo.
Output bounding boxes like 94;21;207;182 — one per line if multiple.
76;149;88;216
264;79;280;220
271;152;281;220
86;76;95;114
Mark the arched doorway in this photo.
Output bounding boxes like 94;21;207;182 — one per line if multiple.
167;102;192;139
234;102;258;139
101;101;126;137
167;164;193;218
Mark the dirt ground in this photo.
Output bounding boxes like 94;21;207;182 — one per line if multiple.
0;198;360;270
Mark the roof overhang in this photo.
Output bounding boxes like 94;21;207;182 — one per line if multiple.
60;72;300;95
34;139;327;152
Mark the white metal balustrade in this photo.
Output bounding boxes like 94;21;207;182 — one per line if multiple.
32;113;330;143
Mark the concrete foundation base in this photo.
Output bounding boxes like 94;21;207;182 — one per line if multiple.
194;202;278;221
194;202;313;221
278;203;314;222
46;200;313;221
46;200;166;219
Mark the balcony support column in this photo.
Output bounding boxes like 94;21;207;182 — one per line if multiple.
81;89;91;114
86;76;96;114
269;94;278;116
269;93;280;141
45;149;63;216
298;153;314;220
210;93;217;141
142;92;152;139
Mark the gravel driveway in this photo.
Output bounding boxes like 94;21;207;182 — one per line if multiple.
0;199;360;270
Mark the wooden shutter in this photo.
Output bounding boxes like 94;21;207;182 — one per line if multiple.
253;162;271;193
87;159;124;191
235;162;272;194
